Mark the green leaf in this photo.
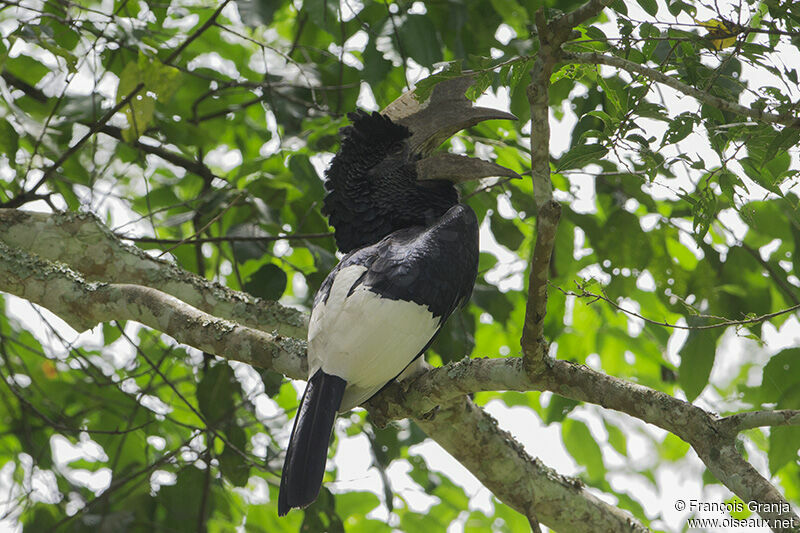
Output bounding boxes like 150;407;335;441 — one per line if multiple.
398;15;442;68
587;110;615;131
464;70;493;101
334;491;381;519
660;433;690;461
678;324;720;402
763;127;800;165
637;0;658;16
563;419;605;483
219;425;250;486
244;263;288;300
768;382;800;474
740;156;783;195
604;420;628;456
490;213;525;251
595;210;652;269
235;0;279;26
545;395;580;424
662;112;698;145
556;143;608;171
759;348;800;403
471;283;515;324
691;186;717;239
116;53;181;141
414;61;463;103
489;0;529;35
769;425;800;475
0;118;19;157
197;363;237;425
158;467;209;531
5;53;49;86
510;58;534;90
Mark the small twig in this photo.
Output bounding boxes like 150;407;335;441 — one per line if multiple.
740;242;800;306
1;71;47;102
158;191;245;258
463;176;518;200
563;51;800;129
558;285;800;330
120;232;333;245
164;0;232;64
97;125;220;182
288;12;308;58
383;0;409;87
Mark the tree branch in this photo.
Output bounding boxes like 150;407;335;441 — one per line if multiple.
521;8;576;373
558;284;800;330
553;0;614;31
409;398;649;533
521;200;561;369
563;51;800;129
527;9;557;209
0;209;307;337
97;125;221;183
0;211;649;532
121;232;333;245
720;410;800;433
0;240;307;379
164;0;232;64
370;356;800;532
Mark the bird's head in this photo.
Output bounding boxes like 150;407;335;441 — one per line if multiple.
322;75;519;252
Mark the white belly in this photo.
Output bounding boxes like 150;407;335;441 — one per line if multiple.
307;265;440;411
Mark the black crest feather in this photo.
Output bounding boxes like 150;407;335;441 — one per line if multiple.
339;110;410;149
322;110;457;253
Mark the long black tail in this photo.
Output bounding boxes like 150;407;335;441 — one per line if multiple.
278;369;347;516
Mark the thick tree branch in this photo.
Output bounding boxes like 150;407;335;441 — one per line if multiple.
122;232;333;245
0;209;306;337
563;51;800;129
411;398;649;533
371;356;800;532
0;241;307;379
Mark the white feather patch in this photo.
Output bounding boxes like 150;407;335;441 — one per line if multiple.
308;265;440;411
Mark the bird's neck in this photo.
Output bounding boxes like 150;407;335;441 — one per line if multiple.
325;181;459;253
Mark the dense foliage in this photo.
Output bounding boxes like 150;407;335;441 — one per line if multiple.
0;0;798;531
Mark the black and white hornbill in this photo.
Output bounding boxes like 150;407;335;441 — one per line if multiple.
277;76;518;515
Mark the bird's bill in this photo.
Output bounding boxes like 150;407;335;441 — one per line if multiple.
382;74;519;183
416;153;521;183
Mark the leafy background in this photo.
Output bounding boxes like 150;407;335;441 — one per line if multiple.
0;0;798;531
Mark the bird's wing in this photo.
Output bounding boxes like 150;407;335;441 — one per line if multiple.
308;261;441;411
308;204;479;411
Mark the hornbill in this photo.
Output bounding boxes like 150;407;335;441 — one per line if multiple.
278;76;519;515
